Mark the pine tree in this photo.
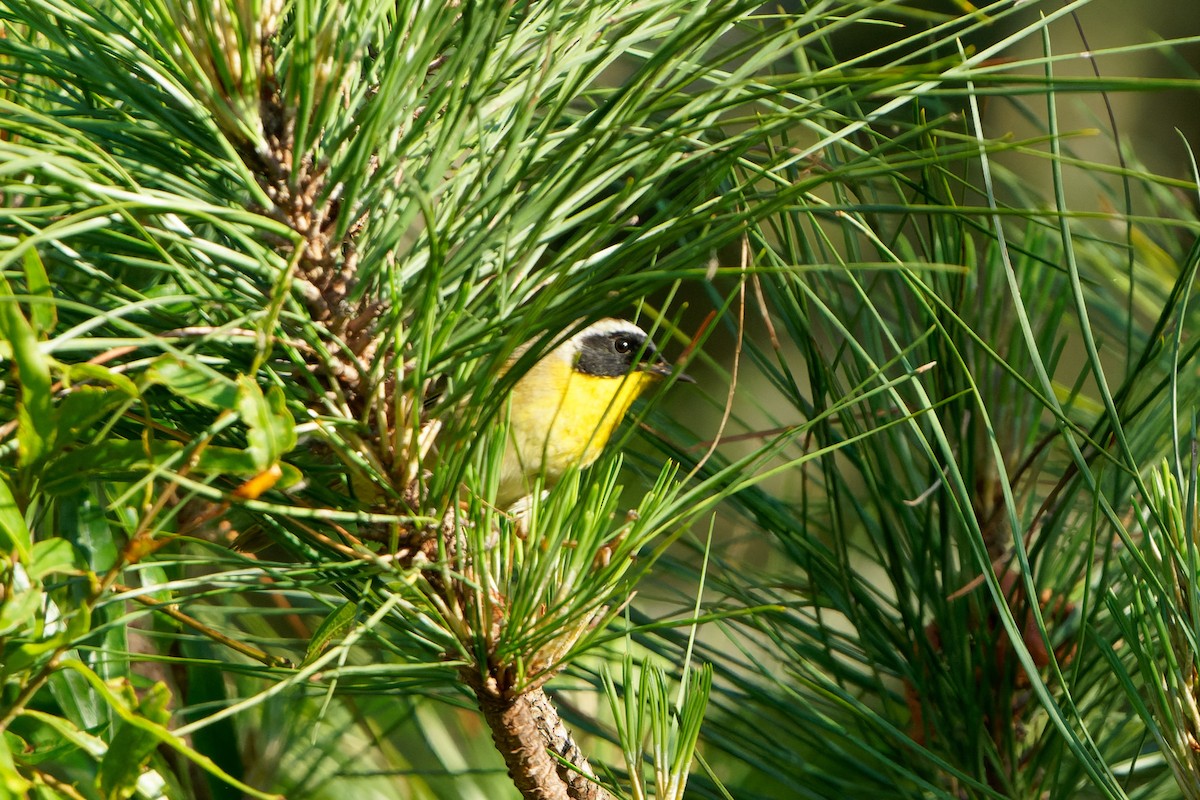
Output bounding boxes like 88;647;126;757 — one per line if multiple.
1;1;1198;798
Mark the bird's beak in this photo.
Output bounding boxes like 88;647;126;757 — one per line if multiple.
645;360;695;384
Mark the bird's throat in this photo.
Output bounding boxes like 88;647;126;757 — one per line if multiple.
498;367;657;506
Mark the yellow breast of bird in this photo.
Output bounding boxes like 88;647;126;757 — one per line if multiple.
498;356;652;505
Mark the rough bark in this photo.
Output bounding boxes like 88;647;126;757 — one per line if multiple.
526;687;608;800
248;46;606;800
465;671;609;800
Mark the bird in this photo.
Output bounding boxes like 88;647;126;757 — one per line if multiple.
495;318;691;508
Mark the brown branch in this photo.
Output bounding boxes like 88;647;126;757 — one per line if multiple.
463;670;609;800
527;688;608;800
466;671;571;800
112;583;293;669
243;30;606;800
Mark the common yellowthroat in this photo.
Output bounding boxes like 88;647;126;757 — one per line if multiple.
497;319;691;507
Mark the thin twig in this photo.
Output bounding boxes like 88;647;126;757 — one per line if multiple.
686;233;749;481
112;583;293;668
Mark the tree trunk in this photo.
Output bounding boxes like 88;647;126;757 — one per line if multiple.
465;671;609;800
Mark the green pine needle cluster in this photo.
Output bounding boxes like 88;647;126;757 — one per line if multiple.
1;0;1200;798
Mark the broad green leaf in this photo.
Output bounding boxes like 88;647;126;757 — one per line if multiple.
63;660;280;800
0;272;54;470
237;379;297;471
48;664;107;731
58;489;120;573
40;440;167;497
14;710;105;765
28;538;78;581
183;662;244;793
0;631;60;677
135;563;175;607
61;362;139;398
63;600;92;642
0;732;33;796
0;586;41;638
302;601;359;666
0;473;32;563
200;451;302;489
146;356;238;410
41;440;303;496
98;681;172;800
53;387;130;451
21;246;56;337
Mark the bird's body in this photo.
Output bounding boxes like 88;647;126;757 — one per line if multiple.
496;319;686;507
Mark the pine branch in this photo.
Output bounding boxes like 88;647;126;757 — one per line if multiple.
465;669;608;800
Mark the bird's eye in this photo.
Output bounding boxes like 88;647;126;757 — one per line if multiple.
614;337;633;354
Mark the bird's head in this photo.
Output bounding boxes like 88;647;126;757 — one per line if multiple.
567;318;693;386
